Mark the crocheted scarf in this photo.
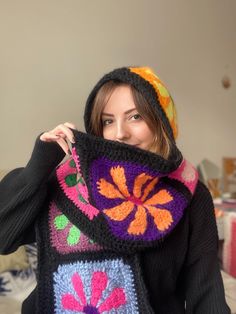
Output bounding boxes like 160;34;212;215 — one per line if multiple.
35;131;198;314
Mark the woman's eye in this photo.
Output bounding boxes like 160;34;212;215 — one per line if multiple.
131;113;142;120
102;119;112;126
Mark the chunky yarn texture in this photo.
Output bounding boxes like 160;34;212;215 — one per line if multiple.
35;131;198;313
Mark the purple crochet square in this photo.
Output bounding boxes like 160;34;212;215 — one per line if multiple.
90;158;187;242
49;202;102;254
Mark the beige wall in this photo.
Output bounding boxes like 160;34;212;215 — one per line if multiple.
0;0;235;170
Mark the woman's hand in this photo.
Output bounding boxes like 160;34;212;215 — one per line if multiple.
40;122;76;155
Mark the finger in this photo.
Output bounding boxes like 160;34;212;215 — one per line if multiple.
64;122;77;130
56;137;71;155
40;132;60;142
52;124;75;143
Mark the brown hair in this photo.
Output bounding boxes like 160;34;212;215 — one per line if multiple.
89;81;173;159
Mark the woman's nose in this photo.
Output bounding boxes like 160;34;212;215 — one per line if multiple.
115;122;130;141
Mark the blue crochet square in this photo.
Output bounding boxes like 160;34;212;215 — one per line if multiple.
53;258;139;313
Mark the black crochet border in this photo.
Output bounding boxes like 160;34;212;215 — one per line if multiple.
72;130;182;175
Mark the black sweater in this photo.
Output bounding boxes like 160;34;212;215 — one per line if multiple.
0;137;230;313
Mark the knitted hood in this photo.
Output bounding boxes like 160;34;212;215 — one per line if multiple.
84;66;178;140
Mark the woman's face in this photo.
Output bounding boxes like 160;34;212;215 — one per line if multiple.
102;85;155;151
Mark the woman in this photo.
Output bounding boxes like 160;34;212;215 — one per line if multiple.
0;66;230;313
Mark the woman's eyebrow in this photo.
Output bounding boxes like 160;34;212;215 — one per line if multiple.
102;108;137;116
102;112;113;117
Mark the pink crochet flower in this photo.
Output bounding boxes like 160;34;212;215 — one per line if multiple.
61;271;126;313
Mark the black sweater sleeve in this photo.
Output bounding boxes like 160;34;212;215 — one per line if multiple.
184;181;231;313
0;136;65;254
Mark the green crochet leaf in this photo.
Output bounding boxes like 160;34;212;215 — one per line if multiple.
54;215;69;230
78;193;88;204
67;226;81;245
65;174;77;187
69;159;76;168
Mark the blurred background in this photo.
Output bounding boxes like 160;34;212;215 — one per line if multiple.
0;0;235;169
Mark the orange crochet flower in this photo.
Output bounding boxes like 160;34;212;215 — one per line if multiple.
97;166;173;235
